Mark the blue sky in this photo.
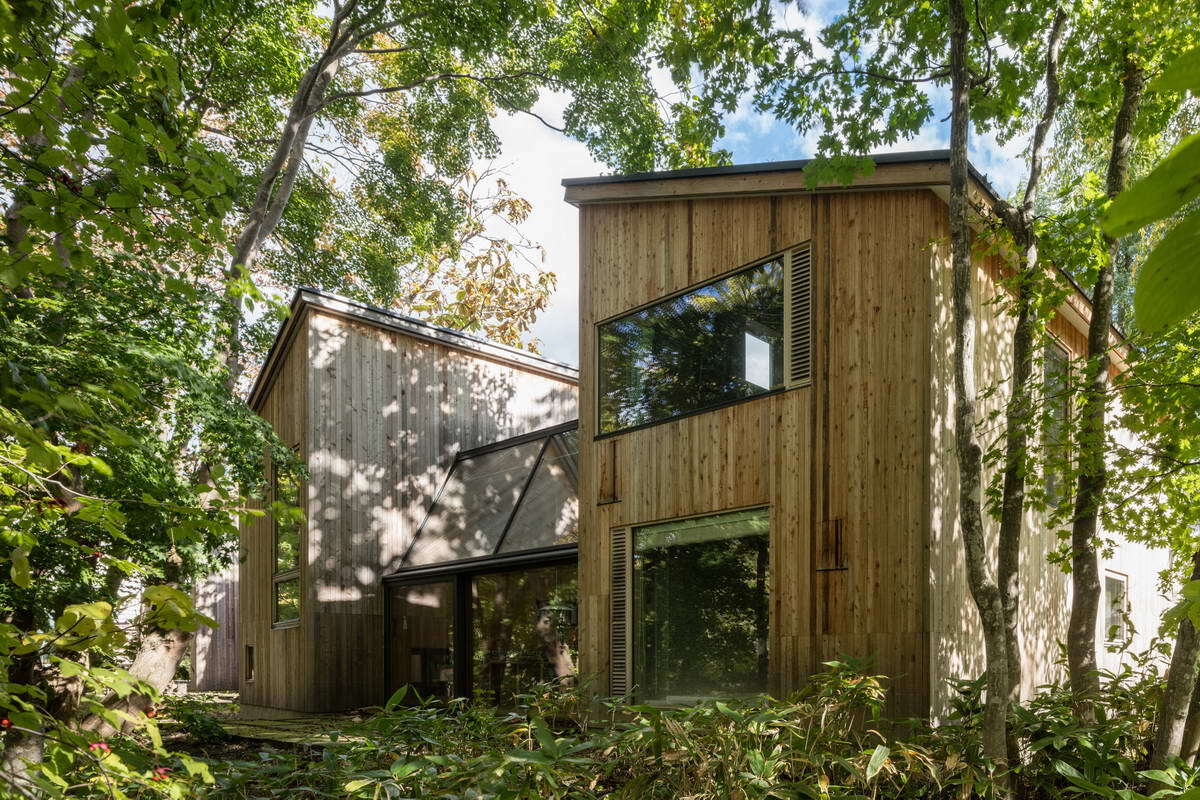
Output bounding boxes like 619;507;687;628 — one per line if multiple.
494;9;1029;367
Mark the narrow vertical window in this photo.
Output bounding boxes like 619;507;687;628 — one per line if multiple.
1043;343;1071;504
271;449;302;625
1104;572;1129;642
244;644;255;682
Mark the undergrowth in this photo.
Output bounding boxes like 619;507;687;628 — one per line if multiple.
13;660;1200;799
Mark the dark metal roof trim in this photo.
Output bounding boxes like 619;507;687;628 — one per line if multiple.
563;149;953;186
247;288;578;410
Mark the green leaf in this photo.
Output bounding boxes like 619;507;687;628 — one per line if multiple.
865;745;890;780
1134;210;1200;332
1154;46;1200;94
1103;134;1200;237
9;547;30;588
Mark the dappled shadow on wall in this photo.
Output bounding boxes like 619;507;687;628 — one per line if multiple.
300;312;577;620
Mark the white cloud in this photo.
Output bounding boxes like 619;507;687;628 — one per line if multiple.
490;95;604;367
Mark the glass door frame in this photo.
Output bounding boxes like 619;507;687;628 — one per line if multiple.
383;544;578;701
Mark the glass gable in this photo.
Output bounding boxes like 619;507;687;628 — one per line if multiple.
402;424;580;568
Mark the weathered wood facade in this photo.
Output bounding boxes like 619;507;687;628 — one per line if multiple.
565;152;1168;718
239;291;577;713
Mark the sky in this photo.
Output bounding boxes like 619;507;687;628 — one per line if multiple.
491;10;1032;367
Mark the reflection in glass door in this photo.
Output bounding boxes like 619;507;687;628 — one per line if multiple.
388;580;455;699
473;564;578;705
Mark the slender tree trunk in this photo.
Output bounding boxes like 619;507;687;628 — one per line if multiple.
1152;553;1200;769
1067;57;1145;716
1179;667;1200;765
948;0;1009;780
993;12;1066;719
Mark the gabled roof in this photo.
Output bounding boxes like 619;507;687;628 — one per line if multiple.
248;288;578;411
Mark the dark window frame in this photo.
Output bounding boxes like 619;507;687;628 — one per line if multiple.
595;251;792;439
398;421;579;567
244;644;255;683
382;545;579;701
271;447;303;629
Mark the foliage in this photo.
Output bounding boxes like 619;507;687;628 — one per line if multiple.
16;660;1200;799
1104;46;1200;332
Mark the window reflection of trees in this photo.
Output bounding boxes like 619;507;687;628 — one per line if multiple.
599;261;785;434
634;510;770;702
473;565;579;705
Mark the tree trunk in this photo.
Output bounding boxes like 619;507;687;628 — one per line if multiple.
993;9;1065;716
220;18;359;390
1179;666;1200;765
1067;57;1145;716
80;627;192;738
948;0;1010;779
1152;553;1200;769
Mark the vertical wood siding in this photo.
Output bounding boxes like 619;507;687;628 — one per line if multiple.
238;328;309;710
190;565;238;692
239;309;577;713
578;190;937;716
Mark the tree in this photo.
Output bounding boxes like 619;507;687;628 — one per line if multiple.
1105;46;1200;332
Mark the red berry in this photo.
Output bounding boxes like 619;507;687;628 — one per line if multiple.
1;719;11;728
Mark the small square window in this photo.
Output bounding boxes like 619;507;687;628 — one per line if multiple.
274;577;300;625
1104;573;1129;643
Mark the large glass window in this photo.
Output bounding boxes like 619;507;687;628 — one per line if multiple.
473;564;578;704
598;259;785;435
386;563;578;704
271;454;303;625
389;580;456;699
633;508;770;702
386;424;581;705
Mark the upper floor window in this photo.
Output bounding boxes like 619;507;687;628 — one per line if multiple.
271;452;303;625
597;245;811;436
1043;343;1071;504
1104;571;1129;643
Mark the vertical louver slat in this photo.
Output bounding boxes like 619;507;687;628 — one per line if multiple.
609;527;631;697
785;243;814;387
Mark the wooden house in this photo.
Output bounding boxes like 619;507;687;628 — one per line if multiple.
238;290;578;715
563;150;1167;718
234;152;1167;719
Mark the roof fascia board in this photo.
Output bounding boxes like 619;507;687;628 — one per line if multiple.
247;289;579;412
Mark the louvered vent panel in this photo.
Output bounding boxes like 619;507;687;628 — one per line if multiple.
785;243;814;387
609;527;631;697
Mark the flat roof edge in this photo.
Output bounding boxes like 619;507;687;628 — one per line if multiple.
561;150;954;187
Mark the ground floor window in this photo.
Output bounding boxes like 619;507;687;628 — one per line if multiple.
386;556;578;705
1104;571;1129;643
633;507;770;703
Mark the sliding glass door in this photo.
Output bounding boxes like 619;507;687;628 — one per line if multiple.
385;556;578;704
387;579;456;699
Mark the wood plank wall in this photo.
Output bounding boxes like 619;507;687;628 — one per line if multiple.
299;311;577;712
190;565;239;692
578;189;941;716
923;218;1156;719
238;328;309;710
